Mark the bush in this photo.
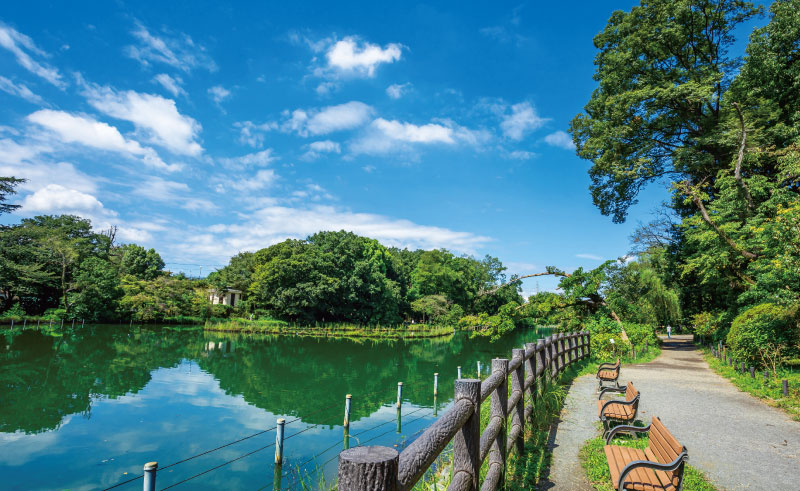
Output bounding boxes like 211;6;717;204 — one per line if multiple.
586;316;621;335
727;303;798;366
591;332;630;361
42;308;68;320
0;303;26;320
691;311;724;340
624;322;658;347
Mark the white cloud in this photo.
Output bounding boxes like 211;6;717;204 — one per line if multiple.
26;109;179;172
22;183;112;216
324;37;402;77
302;140;341;160
174;204;492;262
0;158;96;195
0;76;44;104
283;101;373;137
234;121;277;148
227;169;278;192
153;73;185;97
219;149;277;169
350;118;488;155
0;24;64;87
544;130;576;150
126;21;216;72
576;253;603;260
508;150;536;160
208;85;231;104
500;102;548;140
82;83;203;156
132;176;217;213
386;83;411;99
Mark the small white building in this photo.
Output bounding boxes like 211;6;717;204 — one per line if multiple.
208;288;242;307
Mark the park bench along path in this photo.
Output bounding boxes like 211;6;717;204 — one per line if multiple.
545;335;800;491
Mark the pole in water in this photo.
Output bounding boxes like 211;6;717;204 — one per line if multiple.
10;319;13;329
60;319;64;328
433;373;439;396
343;394;352;429
143;461;158;491
273;462;282;491
477;361;481;377
37;320;40;328
275;418;285;464
82;319;85;327
23;319;26;328
396;382;403;408
457;366;461;379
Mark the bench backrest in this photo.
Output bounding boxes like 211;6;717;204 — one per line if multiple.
647;417;685;485
624;381;638;402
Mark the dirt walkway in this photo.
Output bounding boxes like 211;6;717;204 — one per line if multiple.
544;335;800;490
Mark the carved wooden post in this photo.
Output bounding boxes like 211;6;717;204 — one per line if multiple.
453;379;481;490
511;348;525;455
489;358;508;488
525;342;536;422
338;446;399;491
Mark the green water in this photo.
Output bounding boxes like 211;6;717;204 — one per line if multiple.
0;324;553;490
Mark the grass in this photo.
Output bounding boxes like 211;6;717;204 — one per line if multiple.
575;344;662;378
700;346;800;420
204;318;456;339
579;432;717;491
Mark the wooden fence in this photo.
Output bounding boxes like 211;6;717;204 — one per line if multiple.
337;331;591;491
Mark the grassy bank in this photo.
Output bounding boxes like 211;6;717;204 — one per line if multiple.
576;344;662;378
580;433;717;491
700;347;800;420
204;318;456;339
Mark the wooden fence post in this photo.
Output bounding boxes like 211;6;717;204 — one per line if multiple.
549;335;557;380
560;333;567;372
537;338;547;390
525;342;536;423
511;348;525;455
338;446;399;491
489;358;509;488
453;379;481;490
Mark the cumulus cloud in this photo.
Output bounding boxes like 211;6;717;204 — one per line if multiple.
0;76;44;104
131;175;215;212
173;204;492;263
302;140;341;160
153;73;185;97
208;85;231;104
500;102;548;140
0;157;96;195
544;130;576;150
226;169;278;192
126;21;216;72
234;121;277;148
82;83;203;156
386;83;411;99
0;24;65;87
26;109;179;171
21;183;113;217
350;118;488;155
282;101;373;137
324;37;402;77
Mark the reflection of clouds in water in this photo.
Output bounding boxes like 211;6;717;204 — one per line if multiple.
0;427;64;466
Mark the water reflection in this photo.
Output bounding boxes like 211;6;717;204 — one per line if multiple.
0;325;550;489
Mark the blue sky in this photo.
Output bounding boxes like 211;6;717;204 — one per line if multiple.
0;1;765;293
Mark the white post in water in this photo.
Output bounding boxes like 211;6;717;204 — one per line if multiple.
477;361;481;377
275;418;285;464
143;462;157;491
433;373;439;396
457;366;462;379
343;394;352;429
396;382;403;408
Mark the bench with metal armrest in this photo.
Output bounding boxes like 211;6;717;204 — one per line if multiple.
604;416;689;491
596;358;621;389
598;381;640;436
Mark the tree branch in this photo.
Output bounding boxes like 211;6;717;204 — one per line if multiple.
478;271;572;296
732;102;755;210
677;180;759;260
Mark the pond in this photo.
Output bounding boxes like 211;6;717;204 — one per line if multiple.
0;325;553;490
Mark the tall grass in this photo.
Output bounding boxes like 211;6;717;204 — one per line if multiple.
204;318;455;339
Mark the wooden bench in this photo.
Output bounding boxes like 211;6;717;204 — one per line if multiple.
596;358;621;389
598;381;640;434
604;416;688;491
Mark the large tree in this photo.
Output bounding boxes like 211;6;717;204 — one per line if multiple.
0;177;24;216
571;0;761;223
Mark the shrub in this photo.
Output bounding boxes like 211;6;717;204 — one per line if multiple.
586;316;621;335
42;308;68;320
691;311;724;340
624;322;658;347
727;303;798;366
591;332;630;361
0;303;26;320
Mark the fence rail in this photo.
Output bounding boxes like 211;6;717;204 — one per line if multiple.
337;331;591;491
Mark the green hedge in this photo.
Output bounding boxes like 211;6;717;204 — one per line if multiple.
727;303;799;367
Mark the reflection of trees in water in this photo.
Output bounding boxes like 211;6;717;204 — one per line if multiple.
0;326;542;434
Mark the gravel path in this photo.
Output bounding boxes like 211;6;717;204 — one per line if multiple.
543;335;800;490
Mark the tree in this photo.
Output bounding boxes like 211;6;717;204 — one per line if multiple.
570;0;761;222
410;294;450;323
119;244;165;280
69;257;122;321
0;176;24;216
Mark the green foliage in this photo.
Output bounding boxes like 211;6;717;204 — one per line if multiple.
0;303;25;319
691;312;724;339
623;323;659;347
118;244;165;280
119;275;201;322
0;176;24;216
727;303;799;366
